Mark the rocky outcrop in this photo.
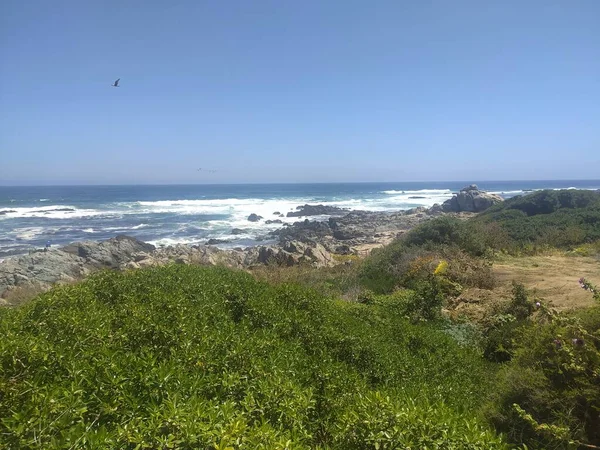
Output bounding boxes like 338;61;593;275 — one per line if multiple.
0;235;337;303
442;185;503;213
247;214;263;222
61;235;155;268
0;236;155;301
286;204;349;217
206;238;231;245
256;240;334;267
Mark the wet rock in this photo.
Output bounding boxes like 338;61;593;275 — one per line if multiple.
207;238;231;245
248;213;263;222
286;204;349;217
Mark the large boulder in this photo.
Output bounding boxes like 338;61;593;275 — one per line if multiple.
247;213;263;222
442;185;503;213
61;235;155;268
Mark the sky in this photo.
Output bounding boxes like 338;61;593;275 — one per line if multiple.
0;0;599;185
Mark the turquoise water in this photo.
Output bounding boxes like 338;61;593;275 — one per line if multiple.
1;180;599;258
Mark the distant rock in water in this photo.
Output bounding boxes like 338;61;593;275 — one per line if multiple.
286;204;349;217
408;196;426;199
247;214;263;222
265;219;283;224
0;210;17;215
206;238;231;245
442;185;503;212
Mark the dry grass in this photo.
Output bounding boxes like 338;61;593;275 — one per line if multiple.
450;254;600;320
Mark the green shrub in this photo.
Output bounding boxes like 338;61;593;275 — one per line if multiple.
475;190;600;251
485;301;600;448
0;265;505;449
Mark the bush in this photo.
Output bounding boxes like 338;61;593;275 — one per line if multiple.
475;190;600;251
485;299;600;448
0;265;505;448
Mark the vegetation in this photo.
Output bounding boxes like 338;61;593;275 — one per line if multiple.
0;265;506;449
360;190;600;295
474;189;600;250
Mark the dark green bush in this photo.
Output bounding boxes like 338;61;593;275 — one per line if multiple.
0;265;506;449
485;304;600;448
475;189;600;250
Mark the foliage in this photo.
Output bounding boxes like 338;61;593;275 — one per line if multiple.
484;290;600;449
480;283;535;363
0;265;506;449
359;224;495;294
475;190;600;250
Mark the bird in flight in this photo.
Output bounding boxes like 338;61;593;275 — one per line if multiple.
112;78;120;87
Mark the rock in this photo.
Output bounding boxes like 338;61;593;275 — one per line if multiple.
270;219;332;242
61;235;155;268
231;228;247;235
334;245;354;255
442;185;503;213
428;204;444;215
286;204;349;217
273;211;281;215
265;219;283;224
304;243;333;266
207;238;230;245
247;213;263;222
408;196;426;199
0;210;17;215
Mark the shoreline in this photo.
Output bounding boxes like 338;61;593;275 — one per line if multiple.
1;205;462;305
1;183;504;304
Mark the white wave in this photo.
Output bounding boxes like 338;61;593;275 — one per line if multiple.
147;237;203;247
82;228;95;233
381;189;452;195
490;190;524;195
14;227;48;240
0;205;113;219
39;198;50;202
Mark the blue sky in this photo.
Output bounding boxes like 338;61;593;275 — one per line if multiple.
1;0;599;185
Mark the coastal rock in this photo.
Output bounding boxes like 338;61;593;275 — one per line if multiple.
61;235;155;268
231;228;247;235
256;240;334;267
286;204;349;217
206;238;231;245
428;204;444;215
247;214;263;222
265;219;283;224
442;185;503;213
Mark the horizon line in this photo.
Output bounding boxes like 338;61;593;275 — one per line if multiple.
1;178;600;188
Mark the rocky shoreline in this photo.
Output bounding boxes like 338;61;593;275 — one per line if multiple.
0;185;502;305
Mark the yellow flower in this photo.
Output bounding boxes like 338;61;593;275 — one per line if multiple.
434;260;448;276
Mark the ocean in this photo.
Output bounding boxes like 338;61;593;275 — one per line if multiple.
1;180;599;259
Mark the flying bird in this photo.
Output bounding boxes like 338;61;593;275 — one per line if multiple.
112;78;120;87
